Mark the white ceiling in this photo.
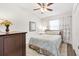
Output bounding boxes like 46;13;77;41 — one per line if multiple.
17;3;74;19
0;3;74;19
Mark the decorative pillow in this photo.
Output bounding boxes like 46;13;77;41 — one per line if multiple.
45;30;60;35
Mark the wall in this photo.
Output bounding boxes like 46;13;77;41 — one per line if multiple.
0;4;41;44
26;14;41;43
72;3;79;55
41;12;72;44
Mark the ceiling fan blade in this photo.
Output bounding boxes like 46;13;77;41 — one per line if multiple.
47;3;53;6
37;3;42;7
33;8;40;10
47;8;53;11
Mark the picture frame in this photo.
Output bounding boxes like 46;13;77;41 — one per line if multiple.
29;21;36;32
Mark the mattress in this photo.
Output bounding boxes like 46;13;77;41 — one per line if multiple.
29;34;62;56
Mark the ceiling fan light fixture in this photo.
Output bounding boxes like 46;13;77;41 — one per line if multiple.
34;3;53;14
40;8;44;12
40;7;48;12
44;8;48;12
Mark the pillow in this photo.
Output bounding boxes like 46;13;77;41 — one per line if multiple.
45;30;60;35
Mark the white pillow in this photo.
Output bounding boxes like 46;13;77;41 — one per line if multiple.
45;30;60;35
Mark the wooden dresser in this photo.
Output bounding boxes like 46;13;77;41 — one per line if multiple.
0;32;26;56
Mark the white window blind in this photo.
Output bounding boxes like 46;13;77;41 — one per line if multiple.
49;20;60;30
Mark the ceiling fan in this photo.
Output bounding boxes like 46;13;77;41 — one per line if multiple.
33;3;53;13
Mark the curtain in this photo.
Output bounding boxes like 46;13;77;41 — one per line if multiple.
60;16;72;44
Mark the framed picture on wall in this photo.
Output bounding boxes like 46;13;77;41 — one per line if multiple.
29;21;36;32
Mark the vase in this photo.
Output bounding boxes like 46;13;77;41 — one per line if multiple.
6;25;9;32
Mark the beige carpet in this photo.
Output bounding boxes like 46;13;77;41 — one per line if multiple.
26;43;67;56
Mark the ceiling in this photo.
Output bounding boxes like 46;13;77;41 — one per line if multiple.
18;3;74;19
0;3;74;19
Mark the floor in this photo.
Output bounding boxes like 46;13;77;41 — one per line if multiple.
26;44;44;56
67;43;76;56
26;43;68;56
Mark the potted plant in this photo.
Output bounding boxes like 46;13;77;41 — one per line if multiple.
0;20;13;32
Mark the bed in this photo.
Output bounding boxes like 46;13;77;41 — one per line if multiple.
29;31;62;56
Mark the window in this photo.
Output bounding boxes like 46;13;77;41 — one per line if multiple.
49;20;60;30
